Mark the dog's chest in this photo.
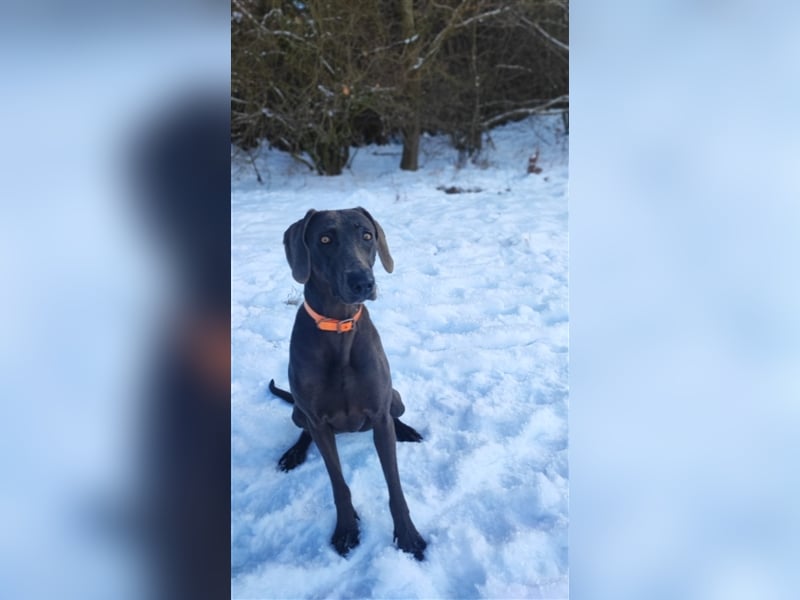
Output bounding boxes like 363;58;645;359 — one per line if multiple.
290;319;392;431
318;358;383;402
309;353;391;432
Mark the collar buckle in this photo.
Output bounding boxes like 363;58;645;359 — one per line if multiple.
334;317;356;333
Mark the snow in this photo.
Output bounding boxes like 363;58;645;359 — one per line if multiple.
231;115;569;599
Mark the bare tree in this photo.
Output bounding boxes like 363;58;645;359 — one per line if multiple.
231;0;569;176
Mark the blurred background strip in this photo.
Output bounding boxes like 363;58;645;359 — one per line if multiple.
0;2;230;599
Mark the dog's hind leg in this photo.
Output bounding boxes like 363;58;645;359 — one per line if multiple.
389;389;423;442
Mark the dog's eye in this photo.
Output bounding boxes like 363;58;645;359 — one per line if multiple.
363;232;373;241
320;235;332;244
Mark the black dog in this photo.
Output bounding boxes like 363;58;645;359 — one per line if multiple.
269;207;426;560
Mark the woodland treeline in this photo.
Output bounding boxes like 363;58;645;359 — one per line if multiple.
232;0;568;175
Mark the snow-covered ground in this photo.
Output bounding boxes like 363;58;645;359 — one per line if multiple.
231;116;569;599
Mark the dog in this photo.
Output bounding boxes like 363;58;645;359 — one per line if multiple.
269;207;427;560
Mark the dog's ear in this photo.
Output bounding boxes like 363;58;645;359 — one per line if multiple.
355;206;394;273
283;209;317;283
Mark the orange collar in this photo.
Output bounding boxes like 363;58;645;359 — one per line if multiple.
303;300;363;333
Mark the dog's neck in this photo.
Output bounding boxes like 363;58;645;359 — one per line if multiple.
303;279;363;321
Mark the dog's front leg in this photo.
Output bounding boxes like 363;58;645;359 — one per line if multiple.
309;424;360;556
372;413;427;560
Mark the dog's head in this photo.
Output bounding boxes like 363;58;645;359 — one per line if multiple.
283;207;393;304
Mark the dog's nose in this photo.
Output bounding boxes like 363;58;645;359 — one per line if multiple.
346;271;375;298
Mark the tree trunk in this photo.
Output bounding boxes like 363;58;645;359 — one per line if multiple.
467;20;482;156
400;117;420;171
400;0;421;171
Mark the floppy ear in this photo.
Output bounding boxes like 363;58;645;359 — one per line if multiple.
355;206;394;273
283;209;317;283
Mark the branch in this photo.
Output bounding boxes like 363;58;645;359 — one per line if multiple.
481;95;569;129
457;5;511;30
532;21;568;52
231;0;268;34
413;3;512;72
495;64;535;73
244;148;264;184
365;34;420;56
288;152;316;172
517;13;569;53
231;0;307;43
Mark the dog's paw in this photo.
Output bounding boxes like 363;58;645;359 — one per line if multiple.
394;527;427;561
277;446;307;471
331;518;360;557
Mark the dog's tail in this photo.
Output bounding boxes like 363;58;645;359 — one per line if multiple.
268;379;294;405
